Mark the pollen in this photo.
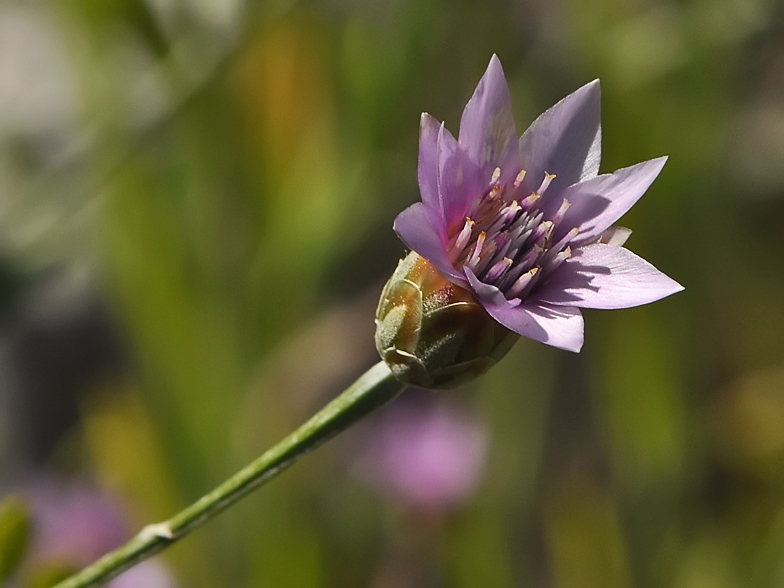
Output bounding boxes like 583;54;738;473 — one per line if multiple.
513;169;527;189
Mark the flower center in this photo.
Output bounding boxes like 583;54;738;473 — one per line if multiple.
448;168;579;301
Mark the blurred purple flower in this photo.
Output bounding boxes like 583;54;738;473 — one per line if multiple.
25;476;175;588
394;55;683;352
27;479;127;566
356;394;487;510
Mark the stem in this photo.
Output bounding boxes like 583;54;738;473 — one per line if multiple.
55;362;404;588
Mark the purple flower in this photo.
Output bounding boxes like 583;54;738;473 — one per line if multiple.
354;394;487;510
394;56;683;352
24;476;177;588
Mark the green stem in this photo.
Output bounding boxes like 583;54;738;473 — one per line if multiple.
55;362;404;588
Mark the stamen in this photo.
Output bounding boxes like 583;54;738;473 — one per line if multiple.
529;220;554;245
454;218;475;252
537;172;556;195
515;245;542;274
548;246;571;272
507;267;539;298
513;169;527;189
485;257;513;283
466;231;486;269
490;167;501;184
520;192;540;210
487;185;502;200
508;224;532;247
503;200;522;222
550;198;571;225
482;234;512;273
551;227;580;253
487;201;522;237
527;211;544;230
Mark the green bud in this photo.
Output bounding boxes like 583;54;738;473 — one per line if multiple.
375;251;518;389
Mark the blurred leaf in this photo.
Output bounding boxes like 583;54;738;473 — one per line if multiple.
673;535;741;588
82;388;181;522
545;480;633;588
23;563;77;588
597;307;687;489
717;367;784;472
250;485;325;588
449;509;514;588
0;496;31;583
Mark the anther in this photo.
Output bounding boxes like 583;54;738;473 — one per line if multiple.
515;246;542;274
490;167;501;184
537;172;556;195
454;218;475;252
548;246;572;272
507;267;540;298
550;198;571;226
520;192;540;210
496;200;522;227
530;220;554;245
551;227;580;252
485;257;513;283
466;231;486;269
513;169;527;189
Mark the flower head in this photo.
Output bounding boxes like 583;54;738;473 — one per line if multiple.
393;55;683;353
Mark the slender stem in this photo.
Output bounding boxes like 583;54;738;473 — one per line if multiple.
55;362;404;588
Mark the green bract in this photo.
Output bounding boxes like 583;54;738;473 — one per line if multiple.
375;251;518;389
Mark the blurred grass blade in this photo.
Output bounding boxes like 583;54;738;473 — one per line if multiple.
0;496;31;583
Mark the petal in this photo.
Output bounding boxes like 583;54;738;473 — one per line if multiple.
482;301;585;352
464;267;521;308
459;55;518;178
555;157;668;245
518;80;602;196
418;113;442;220
437;123;478;230
533;243;684;309
596;226;632;247
394;203;469;287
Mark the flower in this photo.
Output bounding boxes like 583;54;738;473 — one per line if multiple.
23;475;177;588
353;392;487;511
393;55;683;353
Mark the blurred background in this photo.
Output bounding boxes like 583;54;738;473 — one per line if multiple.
0;0;783;586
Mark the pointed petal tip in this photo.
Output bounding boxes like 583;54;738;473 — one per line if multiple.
421;112;438;125
573;78;601;98
488;53;503;70
652;155;669;170
420;113;440;138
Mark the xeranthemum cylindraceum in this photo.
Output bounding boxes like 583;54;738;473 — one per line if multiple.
393;55;683;353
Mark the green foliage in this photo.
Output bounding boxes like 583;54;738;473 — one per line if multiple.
0;497;31;583
24;564;78;588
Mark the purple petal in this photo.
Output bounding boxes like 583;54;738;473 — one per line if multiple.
459;55;518;179
533;243;684;309
554;157;667;245
464;267;521;308
481;301;584;352
394;203;469;287
518;80;601;196
437;123;478;230
418;113;443;222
